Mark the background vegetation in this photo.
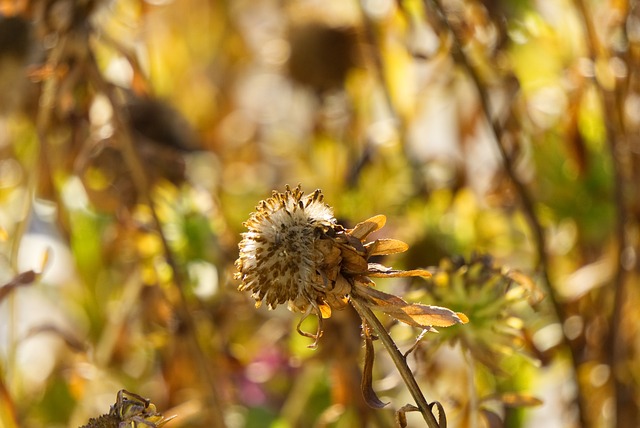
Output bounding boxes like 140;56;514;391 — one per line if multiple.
0;0;639;427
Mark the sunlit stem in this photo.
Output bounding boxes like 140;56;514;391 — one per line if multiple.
350;297;441;428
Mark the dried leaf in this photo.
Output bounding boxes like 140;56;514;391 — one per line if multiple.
365;239;409;257
354;283;467;328
395;404;419;427
349;215;386;241
366;263;431;278
361;332;388;409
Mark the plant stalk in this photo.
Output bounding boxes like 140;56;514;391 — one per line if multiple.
351;297;441;428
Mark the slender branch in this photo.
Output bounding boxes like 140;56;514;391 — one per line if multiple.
421;0;588;425
350;297;441;428
572;1;633;426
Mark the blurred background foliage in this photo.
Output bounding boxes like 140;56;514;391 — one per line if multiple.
0;0;639;427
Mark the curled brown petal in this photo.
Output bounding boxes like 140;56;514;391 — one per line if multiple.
348;215;386;241
365;239;409;257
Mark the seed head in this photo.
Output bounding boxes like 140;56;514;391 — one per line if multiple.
235;185;343;313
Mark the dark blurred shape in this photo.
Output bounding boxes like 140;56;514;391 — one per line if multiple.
0;15;33;115
127;97;200;152
316;306;373;423
80;143;137;213
287;22;359;93
0;15;31;60
80;97;200;213
35;0;104;34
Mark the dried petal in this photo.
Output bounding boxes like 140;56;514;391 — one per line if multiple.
353;283;467;328
367;263;432;278
339;244;369;274
365;239;409;257
396;404;419;428
349;215;386;241
362;329;389;409
336;233;367;254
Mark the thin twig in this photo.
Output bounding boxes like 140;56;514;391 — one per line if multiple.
350;297;441;428
85;49;227;428
421;0;588;425
356;2;428;194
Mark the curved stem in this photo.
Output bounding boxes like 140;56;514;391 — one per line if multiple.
350;297;441;428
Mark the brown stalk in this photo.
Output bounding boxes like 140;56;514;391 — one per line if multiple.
421;0;588;425
85;49;226;428
350;297;442;428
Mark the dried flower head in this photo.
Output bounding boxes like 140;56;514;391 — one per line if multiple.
235;185;342;313
235;185;467;346
80;389;175;428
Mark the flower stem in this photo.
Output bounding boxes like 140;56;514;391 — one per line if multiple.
350;298;441;428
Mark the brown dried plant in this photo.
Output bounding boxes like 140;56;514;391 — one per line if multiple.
235;185;468;427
